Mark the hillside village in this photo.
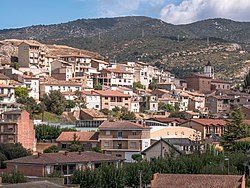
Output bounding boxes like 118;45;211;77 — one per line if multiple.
0;38;249;186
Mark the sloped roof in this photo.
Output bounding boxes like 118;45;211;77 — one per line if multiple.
99;121;150;130
81;109;107;118
92;90;130;97
56;132;99;142
6;151;122;165
185;119;228;126
151;174;244;188
102;68;133;74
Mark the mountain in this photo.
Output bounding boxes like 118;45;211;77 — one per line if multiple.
0;16;250;80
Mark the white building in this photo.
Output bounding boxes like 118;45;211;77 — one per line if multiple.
81;91;101;110
23;75;40;100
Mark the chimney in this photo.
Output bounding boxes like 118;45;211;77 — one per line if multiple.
64;151;68;155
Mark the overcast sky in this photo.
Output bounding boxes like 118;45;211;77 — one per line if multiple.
1;0;250;29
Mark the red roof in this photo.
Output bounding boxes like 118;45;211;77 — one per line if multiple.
151;173;244;188
92;90;130;97
185;119;228;126
102;68;133;74
56;132;98;142
60;54;91;58
99;121;150;130
6;151;122;165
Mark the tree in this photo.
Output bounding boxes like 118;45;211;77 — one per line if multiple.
120;111;136;120
244;71;250;88
14;87;29;98
16;96;38;115
35;125;77;142
41;90;67;115
133;81;144;89
43;145;59;153
66;100;76;109
69;133;83;152
222;105;250;151
10;62;20;70
100;108;111;115
169;111;186;119
132;154;142;162
148;79;158;90
2;170;26;184
74;90;87;110
0;143;31;160
158;102;175;113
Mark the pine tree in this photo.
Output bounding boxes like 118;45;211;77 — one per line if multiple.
222;105;250;150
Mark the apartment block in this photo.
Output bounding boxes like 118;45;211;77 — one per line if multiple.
92;90;131;111
99;121;151;162
0;110;36;151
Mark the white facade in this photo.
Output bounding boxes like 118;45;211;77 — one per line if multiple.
23;77;40;100
84;94;101;110
131;101;140;112
41;84;82;95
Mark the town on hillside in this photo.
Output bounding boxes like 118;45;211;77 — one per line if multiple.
0;39;249;187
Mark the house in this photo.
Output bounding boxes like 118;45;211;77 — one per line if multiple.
205;95;235;114
180;119;227;140
18;41;43;68
184;111;200;119
141;138;182;161
40;78;82;96
22;75;40;100
96;68;133;87
0;73;11;85
81;91;101;110
91;59;108;71
150;126;201;141
131;99;140;113
148;117;185;126
92;90;131;111
5;151;123;184
0;110;36;151
79;109;108;121
0;84;16;112
50;60;74;81
60;54;94;77
56;131;99;151
157;82;176;91
185;74;212;93
139;95;158;112
211;79;231;90
98;120;151;162
186;91;206;112
151;173;245;188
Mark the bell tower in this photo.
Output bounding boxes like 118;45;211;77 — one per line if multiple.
204;61;214;79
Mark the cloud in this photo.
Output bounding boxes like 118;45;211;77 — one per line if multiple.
98;0;167;17
160;0;250;24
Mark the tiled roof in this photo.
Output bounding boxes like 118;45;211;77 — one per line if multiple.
99;121;151;130
0;84;14;88
211;79;231;84
60;54;91;58
6;151;122;165
102;68;133;74
92;90;130;97
56;132;98;142
158;98;177;102
188;119;228;126
185;74;212;79
3;180;66;188
150;118;185;124
91;59;109;64
41;77;82;86
151;173;244;188
81;109;107;118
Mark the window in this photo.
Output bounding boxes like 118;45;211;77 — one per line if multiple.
118;131;122;138
130;142;136;148
68;164;76;174
125;97;128;100
117;142;122;149
104;103;108;105
95;105;99;108
111;97;116;102
145;142;149;147
116;154;122;157
46;165;51;175
104;142;109;147
105;97;108;100
132;131;136;135
62;144;67;149
106;131;110;136
125;103;128;106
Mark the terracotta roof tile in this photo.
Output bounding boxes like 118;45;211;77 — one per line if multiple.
92;90;130;97
99;121;150;130
56;132;98;142
60;54;91;58
187;119;228;126
6;151;122;165
102;68;133;74
81;109;107;118
151;173;244;188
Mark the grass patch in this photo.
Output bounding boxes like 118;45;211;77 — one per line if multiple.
33;111;64;123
